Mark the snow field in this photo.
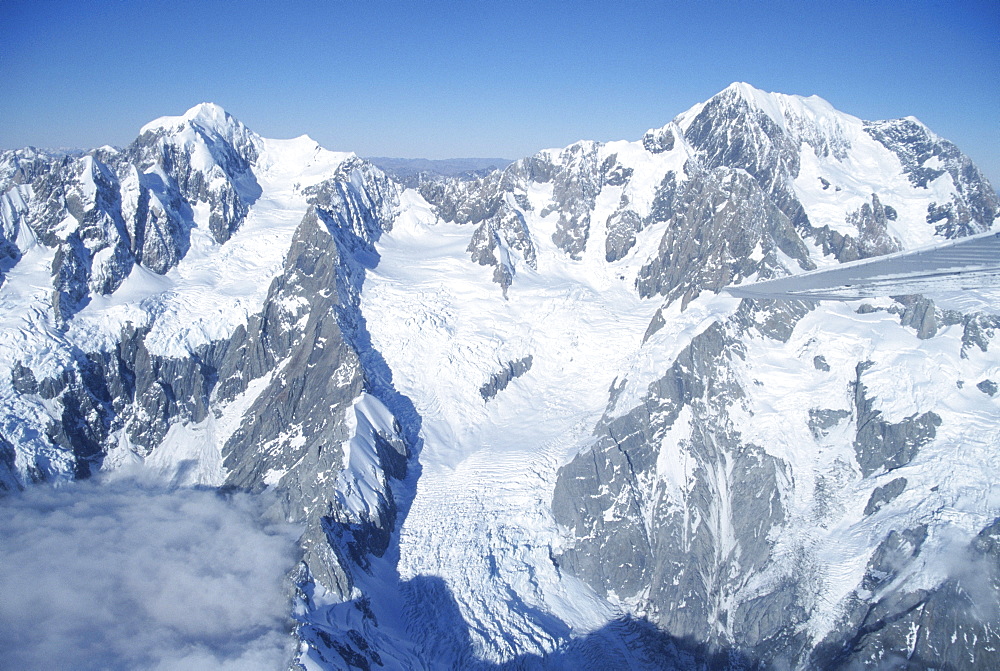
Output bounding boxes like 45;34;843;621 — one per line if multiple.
363;187;685;659
733;299;1000;640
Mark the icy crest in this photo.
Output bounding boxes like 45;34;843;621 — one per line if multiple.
141;102;237;135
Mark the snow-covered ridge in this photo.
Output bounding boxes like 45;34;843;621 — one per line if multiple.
0;107;358;366
140;101;241;136
0;103;378;490
672;82;860;140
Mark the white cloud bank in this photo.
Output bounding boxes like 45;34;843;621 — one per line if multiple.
0;477;301;671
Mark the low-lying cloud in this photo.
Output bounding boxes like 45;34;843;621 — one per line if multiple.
0;476;301;671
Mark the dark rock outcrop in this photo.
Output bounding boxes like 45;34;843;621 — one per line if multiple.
853;361;941;477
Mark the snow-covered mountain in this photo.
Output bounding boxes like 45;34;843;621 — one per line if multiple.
1;84;998;670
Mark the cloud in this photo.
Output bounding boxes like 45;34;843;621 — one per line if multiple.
0;476;301;671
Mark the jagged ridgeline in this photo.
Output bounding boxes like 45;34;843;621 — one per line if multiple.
1;84;998;669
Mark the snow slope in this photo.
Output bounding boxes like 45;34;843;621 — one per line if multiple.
363;197;670;659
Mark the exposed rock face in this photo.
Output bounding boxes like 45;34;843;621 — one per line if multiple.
641;123;678;154
553;305;810;664
551;288;990;667
809;408;850;439
545;142;604;259
680;83;818;235
812;518;1000;669
852;361;941;477
0;116;410;607
962;313;1000;357
425;141;666;288
217;162;407;595
865;118;1000;238
844;194;902;260
864;477;907;516
121;104;262;247
978;379;998;397
0;106;265;325
604;206;643;263
480;355;533;401
545;83;999;669
634;165;813;307
0;434;18;493
2;154;134;322
419;166;537;291
800;191;904;266
893;295;938;339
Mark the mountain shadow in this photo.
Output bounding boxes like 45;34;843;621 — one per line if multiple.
299;574;765;671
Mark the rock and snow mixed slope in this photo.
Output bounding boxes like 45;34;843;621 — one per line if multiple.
1;84;998;670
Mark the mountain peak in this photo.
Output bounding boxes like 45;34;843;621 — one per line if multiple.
139;102;243;137
674;82;859;144
723;83;849;124
181;101;231;125
717;82;788;124
722;81;765;98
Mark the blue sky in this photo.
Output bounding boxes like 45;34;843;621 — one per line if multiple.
2;0;998;184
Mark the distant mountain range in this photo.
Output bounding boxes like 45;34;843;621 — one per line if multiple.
365;156;512;181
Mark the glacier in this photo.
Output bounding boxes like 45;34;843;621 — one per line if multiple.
0;83;998;670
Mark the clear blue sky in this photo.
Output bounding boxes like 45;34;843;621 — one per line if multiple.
2;0;998;185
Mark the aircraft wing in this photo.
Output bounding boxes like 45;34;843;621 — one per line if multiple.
725;230;1000;301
